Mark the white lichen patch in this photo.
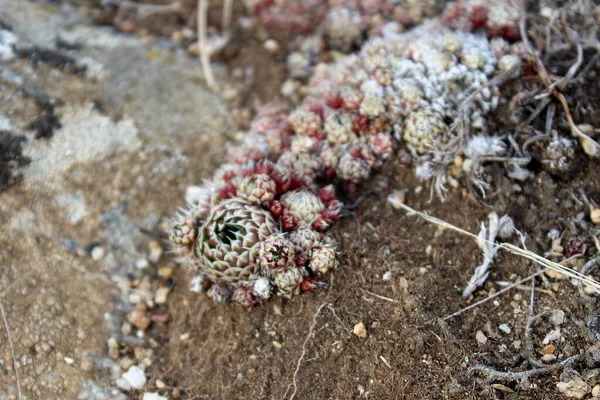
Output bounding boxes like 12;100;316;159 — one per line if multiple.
24;104;141;183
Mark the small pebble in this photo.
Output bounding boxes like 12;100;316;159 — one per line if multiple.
155;287;170;305
557;375;591;399
156;379;166;389
158;266;175;279
382;271;392;281
136;259;150;270
543;344;556;355
499;324;511;334
148;246;163;264
550;309;565;326
543;329;561;345
179;333;190;341
540;354;556;362
64;357;74;365
273;341;282;349
91;246;105;261
353;323;368;338
107;337;119;359
121;365;147;390
128;309;151;330
592;384;600;397
476;330;487;345
263;39;279;52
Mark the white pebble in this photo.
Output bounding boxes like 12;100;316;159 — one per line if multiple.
499;324;511;334
543;329;561;345
91;246;105;261
155;379;165;389
121;365;147;390
135;259;149;270
64;357;74;365
382;271;392;281
550;309;565;326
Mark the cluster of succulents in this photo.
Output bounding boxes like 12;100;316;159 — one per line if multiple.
170;145;343;306
171;13;530;307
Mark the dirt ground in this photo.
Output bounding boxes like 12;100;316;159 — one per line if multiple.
2;0;600;399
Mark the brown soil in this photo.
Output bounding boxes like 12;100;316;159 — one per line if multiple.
159;154;600;399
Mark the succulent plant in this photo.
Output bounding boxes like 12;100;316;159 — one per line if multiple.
288;225;322;253
259;234;297;273
169;214;197;251
238;174;277;204
401;109;448;155
195;197;280;283
232;285;257;308
273;266;305;298
309;243;338;274
281;189;325;225
324;111;355;146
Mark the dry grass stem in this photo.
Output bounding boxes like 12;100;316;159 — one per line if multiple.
288;302;328;400
388;198;600;293
198;0;218;90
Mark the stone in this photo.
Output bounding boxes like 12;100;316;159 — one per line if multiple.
543;329;561;345
476;330;487;345
499;324;511;334
557;376;591;399
353;323;367;338
128;309;151;330
91;246;105;261
121;365;147;390
155;287;170;305
550;309;565;325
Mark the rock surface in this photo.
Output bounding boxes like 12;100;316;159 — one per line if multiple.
0;0;231;398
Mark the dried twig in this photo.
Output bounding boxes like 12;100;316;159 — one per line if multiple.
198;0;217;90
469;353;583;389
387;199;600;292
444;270;546;320
288;302;328;400
362;289;400;303
0;301;22;400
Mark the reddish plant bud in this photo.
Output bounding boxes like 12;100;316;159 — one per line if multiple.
470;5;488;29
290;172;312;191
295;252;309;266
300;277;319;292
565;238;586;257
318;185;337;204
269;200;284;217
271;167;292;193
323;167;337;180
323;200;342;222
313;216;330;232
218;181;237;200
353;115;369;133
326;94;344;109
282;211;298;231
